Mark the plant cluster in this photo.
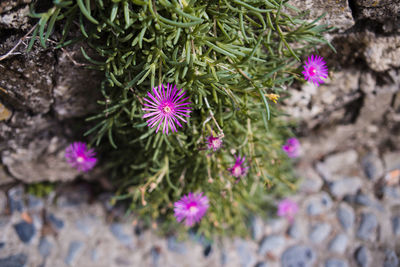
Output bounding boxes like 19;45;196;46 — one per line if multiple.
29;0;333;237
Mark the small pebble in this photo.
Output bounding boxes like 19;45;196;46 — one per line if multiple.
354;246;369;267
38;237;51;257
0;253;28;267
13;221;35;244
236;240;256;267
167;236;186;254
325;258;349;267
7;186;25;213
110;223;133;247
47;213;64;230
250;216;263;241
337;204;355;231
391;216;400;235
309;223;331;244
361;153;384;181
203;244;212;257
356;213;378;241
65;241;84;266
328;234;348;254
258;235;285;255
28;195;44;211
306;193;333;216
384;250;399;267
150;246;161;267
329;177;362;199
255;262;268;267
281;245;316;267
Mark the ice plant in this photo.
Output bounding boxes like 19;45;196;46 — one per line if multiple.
142;83;191;134
228;154;249;182
174;192;209;227
302;54;328;86
206;134;223;152
277;199;298;222
65;142;97;172
282;137;300;158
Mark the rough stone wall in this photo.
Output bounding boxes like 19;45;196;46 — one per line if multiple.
0;0;102;184
1;0;400;184
285;0;400;162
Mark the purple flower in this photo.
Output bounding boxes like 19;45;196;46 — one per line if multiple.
206;134;223;152
228;154;249;182
65;142;97;172
142;83;192;134
174;192;209;227
302;54;328;86
277;199;298;222
282;137;300;158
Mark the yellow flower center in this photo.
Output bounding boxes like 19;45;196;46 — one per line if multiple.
189;206;198;213
77;156;84;163
163;106;172;113
233;166;241;177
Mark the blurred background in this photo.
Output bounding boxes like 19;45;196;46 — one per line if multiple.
1;0;399;266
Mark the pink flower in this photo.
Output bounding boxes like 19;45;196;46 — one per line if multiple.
277;199;298;222
206;134;223;152
142;83;192;134
174;192;209;227
282;137;300;158
65;142;97;172
228;154;249;182
302;54;328;86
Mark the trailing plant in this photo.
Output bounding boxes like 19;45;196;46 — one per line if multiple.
29;0;333;238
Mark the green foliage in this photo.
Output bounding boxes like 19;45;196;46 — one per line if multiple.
26;182;55;198
30;0;333;237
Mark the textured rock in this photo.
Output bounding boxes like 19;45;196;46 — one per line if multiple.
0;4;102;184
351;0;400;32
288;0;354;33
53;45;102;119
364;35;400;72
0;102;12;121
2;137;80;183
281;245;316;267
0;5;30;30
